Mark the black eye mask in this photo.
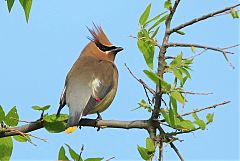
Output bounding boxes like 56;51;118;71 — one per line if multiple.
95;42;117;52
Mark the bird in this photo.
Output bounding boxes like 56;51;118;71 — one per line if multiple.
57;25;123;134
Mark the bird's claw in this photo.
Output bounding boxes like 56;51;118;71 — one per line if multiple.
96;112;102;131
1;121;7;129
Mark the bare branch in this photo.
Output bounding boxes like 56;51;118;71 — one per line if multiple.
166;43;239;68
214;9;240;17
160;101;230;123
179;91;213;95
179;101;230;117
166;42;236;54
124;63;156;95
168;3;240;34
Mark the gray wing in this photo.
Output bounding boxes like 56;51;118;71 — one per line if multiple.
82;60;115;115
64;56;114;128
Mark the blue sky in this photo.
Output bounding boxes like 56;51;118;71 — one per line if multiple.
0;0;239;160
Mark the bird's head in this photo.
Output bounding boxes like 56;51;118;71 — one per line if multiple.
84;24;123;62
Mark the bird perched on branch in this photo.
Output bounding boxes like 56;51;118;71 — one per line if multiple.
57;25;123;134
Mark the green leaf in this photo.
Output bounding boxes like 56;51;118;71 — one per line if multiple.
148;15;168;32
170;52;182;67
192;113;199;120
44;114;68;133
44;121;66;133
19;0;32;23
146;138;155;152
32;105;51;111
33;105;50;111
0;137;13;161
139;4;152;25
137;31;154;69
171;92;185;104
230;8;239;19
160;109;170;125
5;106;19;126
169;96;177;115
164;0;172;9
191;46;197;53
143;70;160;84
206;113;214;124
7;0;15;12
132;100;152;112
173;69;183;84
0;106;5;122
44;114;68;122
176;30;185;35
13;135;29;142
145;11;167;25
194;119;206;130
179;68;191;79
58;146;69;161
184;58;193;65
169;107;176;127
65;144;80;161
143;70;171;92
84;158;104;161
137;145;151;160
151;26;160;38
177;120;195;130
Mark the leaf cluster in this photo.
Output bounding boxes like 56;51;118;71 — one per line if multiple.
58;144;103;161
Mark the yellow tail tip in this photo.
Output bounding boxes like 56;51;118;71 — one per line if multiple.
65;126;77;134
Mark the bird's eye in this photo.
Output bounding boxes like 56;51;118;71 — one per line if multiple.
95;42;117;52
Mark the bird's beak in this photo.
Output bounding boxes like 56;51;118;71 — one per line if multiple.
112;47;123;53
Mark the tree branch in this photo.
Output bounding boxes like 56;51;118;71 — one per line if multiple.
179;100;230;117
166;42;236;54
0;119;153;138
166;43;239;68
168;3;240;34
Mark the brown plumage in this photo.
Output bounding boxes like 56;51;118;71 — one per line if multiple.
57;25;123;134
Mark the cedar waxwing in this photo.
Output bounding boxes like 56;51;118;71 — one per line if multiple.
57;25;123;134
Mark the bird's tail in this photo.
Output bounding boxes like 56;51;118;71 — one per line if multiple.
65;110;82;134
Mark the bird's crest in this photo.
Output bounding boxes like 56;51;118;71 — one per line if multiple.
87;24;112;46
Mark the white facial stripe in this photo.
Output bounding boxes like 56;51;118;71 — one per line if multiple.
105;51;111;55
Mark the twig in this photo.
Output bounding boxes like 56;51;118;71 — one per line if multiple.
106;157;115;161
165;56;187;60
160;101;230;123
124;63;156;95
26;133;47;142
143;85;152;106
166;43;239;68
166;43;235;54
168;3;240;34
157;125;184;161
9;129;37;146
179;91;213;95
169;142;184;161
179;100;230;117
188;49;208;59
10;117;39;124
78;145;84;161
214;9;240;17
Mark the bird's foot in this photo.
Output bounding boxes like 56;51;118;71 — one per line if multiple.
0;121;7;129
95;112;104;131
97;112;102;120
